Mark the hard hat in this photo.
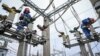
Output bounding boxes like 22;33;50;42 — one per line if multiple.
89;18;96;24
24;8;30;13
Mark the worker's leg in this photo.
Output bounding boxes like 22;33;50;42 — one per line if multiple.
16;21;24;32
16;25;24;32
82;29;93;40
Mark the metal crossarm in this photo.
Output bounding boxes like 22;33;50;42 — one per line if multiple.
70;39;95;47
2;34;19;41
2;33;35;45
67;36;100;47
5;29;23;37
47;0;80;17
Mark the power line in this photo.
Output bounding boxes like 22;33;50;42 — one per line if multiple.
34;0;54;18
91;42;99;50
49;7;94;27
52;2;61;33
95;43;100;52
50;0;71;34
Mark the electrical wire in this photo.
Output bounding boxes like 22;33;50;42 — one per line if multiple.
31;0;54;18
7;45;17;52
70;6;81;26
58;14;71;30
68;0;81;27
53;13;61;33
52;2;61;33
47;4;69;28
52;3;70;35
51;7;94;27
91;42;99;49
95;43;100;52
92;42;100;52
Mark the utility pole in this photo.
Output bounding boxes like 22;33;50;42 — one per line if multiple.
17;39;28;56
43;17;50;56
79;44;88;56
74;29;89;56
17;23;33;56
86;25;97;56
87;43;94;56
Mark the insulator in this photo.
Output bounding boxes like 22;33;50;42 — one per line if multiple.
0;15;7;21
58;32;64;37
33;43;38;47
2;21;12;29
2;15;7;20
11;7;21;13
15;10;21;13
37;25;48;31
32;30;37;34
39;38;46;45
2;4;12;12
11;7;16;10
2;4;19;13
37;25;44;31
43;25;48;29
26;33;32;40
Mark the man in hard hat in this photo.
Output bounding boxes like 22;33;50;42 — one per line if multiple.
16;8;33;32
81;18;96;40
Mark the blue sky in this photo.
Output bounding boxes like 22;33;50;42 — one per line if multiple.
0;0;100;56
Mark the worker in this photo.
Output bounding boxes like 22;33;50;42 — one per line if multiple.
16;8;33;32
81;18;96;40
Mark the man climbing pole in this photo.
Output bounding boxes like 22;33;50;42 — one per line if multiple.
81;18;96;40
16;8;34;32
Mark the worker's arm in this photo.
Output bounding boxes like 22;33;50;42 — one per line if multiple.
19;14;24;20
81;24;90;29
